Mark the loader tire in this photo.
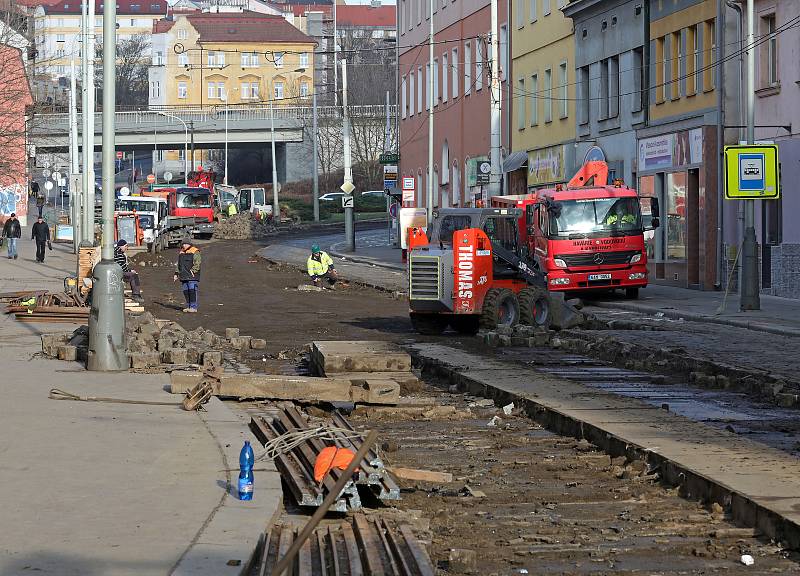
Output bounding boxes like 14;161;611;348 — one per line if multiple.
449;315;480;335
519;286;550;328
479;288;520;331
410;312;448;335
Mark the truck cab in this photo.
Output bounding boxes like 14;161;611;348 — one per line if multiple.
173;186;215;237
116;195;169;251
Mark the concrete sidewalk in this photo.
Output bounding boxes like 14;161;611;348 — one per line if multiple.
586;284;800;337
0;232;278;575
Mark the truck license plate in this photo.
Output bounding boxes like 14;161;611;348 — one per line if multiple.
588;273;612;280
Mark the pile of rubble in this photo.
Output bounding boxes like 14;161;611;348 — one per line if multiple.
213;212;276;240
41;312;266;371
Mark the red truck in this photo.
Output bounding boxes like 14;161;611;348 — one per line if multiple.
491;162;660;299
141;184;215;238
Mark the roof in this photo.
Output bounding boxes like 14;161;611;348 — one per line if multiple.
183;12;315;44
38;0;168;15
286;3;395;27
152;18;174;33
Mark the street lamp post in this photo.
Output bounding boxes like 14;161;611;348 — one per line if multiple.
220;93;229;185
153;110;189;181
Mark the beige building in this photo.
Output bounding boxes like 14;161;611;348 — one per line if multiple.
148;12;316;107
510;0;575;194
33;0;168;79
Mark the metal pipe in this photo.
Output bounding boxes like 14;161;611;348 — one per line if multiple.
342;58;354;251
80;0;89;244
69;60;81;254
270;96;279;220
715;0;726;288
427;0;434;222
312;91;319;221
488;0;501;198
85;0;96;241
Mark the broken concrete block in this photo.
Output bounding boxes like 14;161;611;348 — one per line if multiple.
225;328;240;340
137;322;159;338
250;338;267;350
202;351;223;368
129;352;161;369
162;348;188;364
57;345;78;361
775;393;797;408
186;348;200;365
41;333;68;356
202;331;221;347
483;332;499;347
229;336;251;350
157;337;175;352
448;549;477;573
495;325;513;337
497;335;512;347
311;340;411;375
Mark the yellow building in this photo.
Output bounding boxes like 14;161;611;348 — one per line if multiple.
148;12;316;107
510;0;575;193
33;0;168;79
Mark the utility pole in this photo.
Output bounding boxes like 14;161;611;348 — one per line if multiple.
80;0;89;244
312;90;319;221
333;0;338;107
426;0;434;223
488;0;502;198
342;58;354;251
189;120;195;172
84;0;96;242
740;0;760;310
69;60;81;254
269;96;279;221
87;0;127;371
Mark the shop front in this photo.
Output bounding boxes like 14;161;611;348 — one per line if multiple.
527;144;575;191
636;126;718;289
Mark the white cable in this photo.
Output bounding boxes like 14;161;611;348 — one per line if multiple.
256;426;366;461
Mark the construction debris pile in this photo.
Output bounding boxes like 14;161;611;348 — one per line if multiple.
212;212;276;240
4;291;88;323
41;313;267;371
250;404;400;513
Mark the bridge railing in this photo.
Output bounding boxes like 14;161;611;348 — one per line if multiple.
31;104;397;132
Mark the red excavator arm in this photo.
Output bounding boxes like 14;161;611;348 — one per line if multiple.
568;161;609;187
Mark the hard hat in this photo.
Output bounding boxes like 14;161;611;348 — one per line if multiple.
311;243;321;253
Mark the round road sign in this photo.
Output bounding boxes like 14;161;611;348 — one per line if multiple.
163;171;173;183
146;174;156;184
42;168;51;178
52;171;61;181
120;186;130;196
389;202;398;218
44;180;54;191
116;151;123;160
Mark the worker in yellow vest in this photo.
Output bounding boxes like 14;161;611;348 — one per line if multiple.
307;244;339;287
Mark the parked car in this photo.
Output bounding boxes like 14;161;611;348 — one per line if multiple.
319;192;346;202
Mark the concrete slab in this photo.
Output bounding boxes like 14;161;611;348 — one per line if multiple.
311;340;411;374
412;343;800;548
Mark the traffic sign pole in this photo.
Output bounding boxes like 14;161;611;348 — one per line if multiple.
741;0;759;311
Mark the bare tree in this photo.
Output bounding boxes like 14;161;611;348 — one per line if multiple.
95;33;150;107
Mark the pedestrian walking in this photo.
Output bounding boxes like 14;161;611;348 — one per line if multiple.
114;239;143;302
2;213;21;260
174;239;201;313
30;180;39;198
35;192;46;218
306;243;339;288
31;215;51;263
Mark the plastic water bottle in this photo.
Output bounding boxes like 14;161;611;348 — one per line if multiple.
238;440;254;500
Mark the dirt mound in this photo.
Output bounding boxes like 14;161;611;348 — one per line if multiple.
213;212;276;240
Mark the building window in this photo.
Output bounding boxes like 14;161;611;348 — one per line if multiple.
578;66;589;123
56;33;65;42
666;171;687;260
300;52;309;67
517;77;525;129
671;31;681;100
763;14;778;86
500;24;508;82
632;47;644;112
703;19;715;91
178;81;187;99
130;3;140;10
425;62;430;109
609;56;619;118
153;50;164;66
543;67;551;122
241;82;250;99
531;73;538;125
442;52;448;102
656;36;666;103
178;52;189;66
433;58;439;104
686;25;697;95
464;42;472;95
417;65;423;110
409;72;415;115
274;81;284;99
178;28;187;40
451;48;459;97
558;60;568;119
151;80;160;99
516;0;524;29
274;52;284;68
251;83;259;98
530;0;537;22
241;52;258;68
599;60;608;119
475;39;483;90
401;76;407;117
542;0;550;16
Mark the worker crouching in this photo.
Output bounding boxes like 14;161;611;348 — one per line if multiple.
174;240;202;313
307;244;339;288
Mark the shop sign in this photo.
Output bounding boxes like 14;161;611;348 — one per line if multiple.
527;145;566;187
638;134;674;171
466;156;489;187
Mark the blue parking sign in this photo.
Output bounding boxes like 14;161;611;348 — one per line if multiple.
738;153;765;191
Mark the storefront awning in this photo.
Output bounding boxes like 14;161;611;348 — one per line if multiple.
503;151;528;173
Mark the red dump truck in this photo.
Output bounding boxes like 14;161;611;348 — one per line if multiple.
491;161;660;299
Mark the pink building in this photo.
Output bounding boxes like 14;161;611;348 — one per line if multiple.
0;45;32;226
398;0;509;209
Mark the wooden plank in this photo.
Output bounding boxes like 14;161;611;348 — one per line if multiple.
389;467;453;483
352;513;387;576
311;341;411;375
